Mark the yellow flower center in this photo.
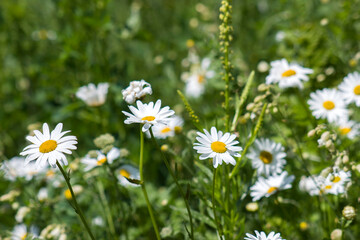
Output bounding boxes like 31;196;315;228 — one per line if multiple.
332;176;341;183
210;141;227;153
281;69;296;77
267;186;278;194
322;100;335;110
39;140;57;153
64;189;72;199
161;127;171;133
325;185;332;190
46;170;55;177
354;85;360;95
120;169;130;178
97;157;107;166
340;127;351;135
21;234;27;240
141;116;155;121
299;222;308;231
174;126;182;134
259;151;273;164
198;75;205;83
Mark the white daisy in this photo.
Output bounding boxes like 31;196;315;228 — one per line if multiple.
183;58;215;98
338;72;360;106
37;188;49;201
336;119;360;139
20;123;77;168
250;171;295;201
151;115;184;139
322;170;351;195
193;127;242;168
247;139;287;176
11;224;28;240
1;157;44;181
76;82;109;107
245;230;285;240
117;164;140;187
122;79;152;104
299;175;324;196
80;147;121;171
308;88;349;123
266;59;313;89
122;100;175;132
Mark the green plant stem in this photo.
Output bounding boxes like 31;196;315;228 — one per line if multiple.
212;168;223;237
96;180;116;239
56;161;95;240
139;127;161;240
149;128;194;240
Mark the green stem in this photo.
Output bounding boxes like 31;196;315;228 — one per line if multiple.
139;127;161;240
149;129;194;240
212;168;223;237
56;161;95;240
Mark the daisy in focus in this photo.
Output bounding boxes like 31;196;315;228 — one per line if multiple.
80;147;121;171
322;169;351;195
247;139;287;176
250;171;295;201
76;82;109;107
122;100;175;132
338;71;360;106
193;127;242;168
336;119;360;139
245;230;285;240
308;88;348;123
20;123;77;168
122;79;152;104
150;115;184;139
182;58;215;98
1;157;44;181
117;164;140;187
266;58;313;89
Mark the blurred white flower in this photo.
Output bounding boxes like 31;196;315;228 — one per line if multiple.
20;123;77;168
81;147;121;171
266;59;313;89
338;72;360;106
11;224;28;240
15;206;30;222
245;230;285;240
322;170;351;195
122;80;152;104
299;175;323;196
122;100;175;132
37;188;48;201
193;127;242;168
336;119;360;139
1;157;44;181
117;165;140;187
250;171;294;201
92;216;104;226
247;139;287;176
275;31;286;42
76;82;109;107
150;115;184;139
308;88;348;123
0;190;21;202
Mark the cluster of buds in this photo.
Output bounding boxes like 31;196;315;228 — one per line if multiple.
93;133;115;154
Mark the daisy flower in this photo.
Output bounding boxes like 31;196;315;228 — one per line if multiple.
266;59;313;89
150;115;184;139
80;147;121;171
122;79;152;104
247;139;287;176
308;88;348;123
1;157;44;181
336;119;360;139
20;123;77;168
193;127;242;168
299;175;324;196
245;230;285;240
117;164;140;187
11;224;28;240
76;82;109;107
322;170;351;195
250;171;295;201
338;72;360;106
122;100;175;132
183;58;215;98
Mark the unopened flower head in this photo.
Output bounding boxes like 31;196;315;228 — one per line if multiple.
20;123;77;168
151;115;184;139
81;147;121;171
266;59;313;89
76;82;109;107
308;88;348;123
122;79;152;104
245;230;285;240
247;139;287;176
193;127;242;168
250;171;295;201
122;100;175;132
338;72;360;106
117;164;140;187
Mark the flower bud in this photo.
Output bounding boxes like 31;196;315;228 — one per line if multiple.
342;206;356;220
330;229;342;240
245;202;259;212
307;129;316;137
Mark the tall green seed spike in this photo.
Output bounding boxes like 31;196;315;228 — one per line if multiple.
177;90;202;131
